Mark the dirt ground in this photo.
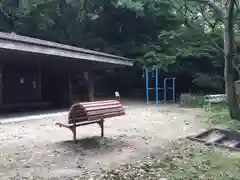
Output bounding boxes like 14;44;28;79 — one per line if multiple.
0;102;206;179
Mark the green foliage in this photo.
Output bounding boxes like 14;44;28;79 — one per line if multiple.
193;73;224;90
205;107;240;130
116;0;144;12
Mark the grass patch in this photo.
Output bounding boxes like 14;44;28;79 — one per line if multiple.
98;140;240;180
204;106;240;130
161;141;240;180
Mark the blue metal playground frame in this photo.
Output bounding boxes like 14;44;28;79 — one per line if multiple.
145;68;176;104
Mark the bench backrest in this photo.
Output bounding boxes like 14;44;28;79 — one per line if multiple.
204;94;227;102
68;100;125;124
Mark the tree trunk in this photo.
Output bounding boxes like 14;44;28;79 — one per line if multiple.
224;0;240;120
224;52;239;119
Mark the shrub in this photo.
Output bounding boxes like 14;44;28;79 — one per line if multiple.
180;93;205;108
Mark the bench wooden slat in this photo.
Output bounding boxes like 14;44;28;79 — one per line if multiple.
69;107;124;118
80;100;117;106
87;109;125;117
83;104;123;111
87;112;125;120
74;106;123;114
69;107;123;116
69;111;125;123
69;104;122;112
80;101;120;107
80;100;116;104
68;106;124;115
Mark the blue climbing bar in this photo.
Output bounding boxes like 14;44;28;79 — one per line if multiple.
155;69;158;104
173;78;176;102
164;78;167;103
145;68;149;104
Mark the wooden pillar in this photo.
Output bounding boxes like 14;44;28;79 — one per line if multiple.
38;68;42;101
0;66;2;106
87;72;94;102
69;74;72;103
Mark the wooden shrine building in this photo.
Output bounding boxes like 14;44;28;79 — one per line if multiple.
0;32;132;110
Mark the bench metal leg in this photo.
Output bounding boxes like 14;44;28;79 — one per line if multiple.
98;119;104;137
204;101;212;111
73;127;77;143
70;126;77;143
208;102;212;111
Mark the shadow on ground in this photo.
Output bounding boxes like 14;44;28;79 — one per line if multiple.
55;136;131;154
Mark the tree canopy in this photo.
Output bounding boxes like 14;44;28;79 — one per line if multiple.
0;0;231;92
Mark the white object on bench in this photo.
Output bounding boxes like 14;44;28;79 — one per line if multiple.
204;94;227;110
115;91;120;101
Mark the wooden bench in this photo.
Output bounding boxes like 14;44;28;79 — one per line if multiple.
56;100;125;142
203;94;227;110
